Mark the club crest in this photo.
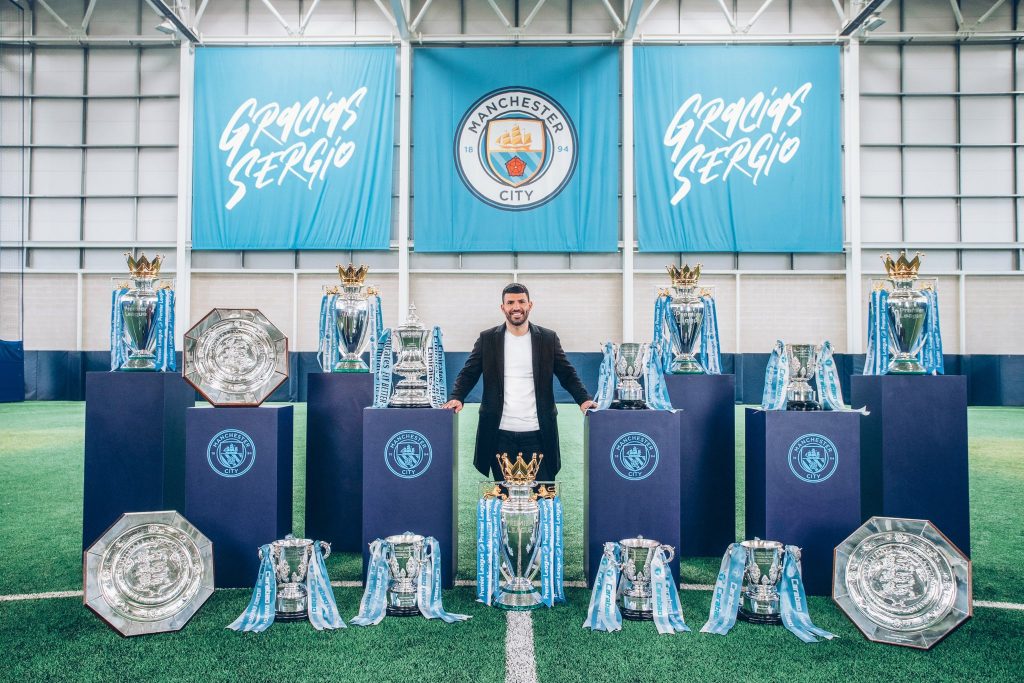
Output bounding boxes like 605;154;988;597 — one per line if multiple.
207;429;256;478
788;433;838;483
385;430;433;479
610;432;659;481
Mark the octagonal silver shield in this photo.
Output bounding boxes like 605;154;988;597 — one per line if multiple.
84;510;214;637
184;308;289;406
833;516;971;650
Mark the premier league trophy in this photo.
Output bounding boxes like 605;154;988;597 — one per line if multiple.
384;533;427;616
666;263;706;374
491;452;552;610
738;539;788;624
883;251;929;374
610;343;648;410
611;536;675;621
388;304;431;407
118;252;163;371
330;264;375;373
261;535;332;621
785;343;822;411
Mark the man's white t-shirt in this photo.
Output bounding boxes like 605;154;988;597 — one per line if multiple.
499;328;540;432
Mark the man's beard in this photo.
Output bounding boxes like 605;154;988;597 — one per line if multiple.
505;311;528;327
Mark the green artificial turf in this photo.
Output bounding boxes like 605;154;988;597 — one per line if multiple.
1;401;1023;681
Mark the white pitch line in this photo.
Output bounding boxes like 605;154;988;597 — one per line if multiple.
0;590;83;602
975;600;1024;611
504;611;538;683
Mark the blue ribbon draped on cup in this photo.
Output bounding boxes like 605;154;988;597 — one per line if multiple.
372;329;394;408
699;294;723;374
760;341;790;410
643;341;674;411
416;536;471;623
351;539;390;626
227;544;278;633
109;287;176;372
649;545;690;634
592;342;616;410
583;543;623;632
427;326;447;408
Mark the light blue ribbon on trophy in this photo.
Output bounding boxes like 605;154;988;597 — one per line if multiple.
583;543;623;632
864;288;889;376
700;543;747;636
760;341;790;410
643;341;674;411
921;288;944;375
351;539;391;626
653;294;676;370
427;325;447;409
699;294;723;375
367;293;383;374
317;293;341;372
814;342;847;411
649;546;690;635
227;544;278;633
417;536;471;623
372;329;394;408
777;546;835;643
109;287;176;372
592;342;617;410
537;496;566;607
307;542;346;630
475;497;503;605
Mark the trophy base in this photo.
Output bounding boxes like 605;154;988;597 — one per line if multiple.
495;587;543;611
738;608;782;625
621;607;654;621
786;400;821;411
275;610;308;622
609;400;648;410
386;605;421;617
670;360;705;375
332;359;370;373
119;355;157;371
887;359;927;374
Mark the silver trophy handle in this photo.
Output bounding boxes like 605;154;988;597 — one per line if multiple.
318;540;331;561
658;545;675;563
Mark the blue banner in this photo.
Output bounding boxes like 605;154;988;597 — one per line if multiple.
413;47;619;252
193;47;395;250
634;46;842;252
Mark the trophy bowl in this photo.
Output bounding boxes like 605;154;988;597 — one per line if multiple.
263;535;331;622
610;342;648;410
738;539;786;624
617;536;674;621
384;533;426;616
785;343;821;411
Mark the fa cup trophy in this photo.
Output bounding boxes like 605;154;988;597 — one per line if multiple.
610;342;648;410
785;343;822;411
882;251;929;374
389;304;431;407
118;252;163;371
331;263;375;372
665;264;706;374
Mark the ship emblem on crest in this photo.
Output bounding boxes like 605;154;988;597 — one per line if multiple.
486;120;546;187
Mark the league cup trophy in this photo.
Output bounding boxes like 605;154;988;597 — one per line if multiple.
388;304;431;407
610;342;648;410
665;263;706;374
384;533;427;616
118;252;163;371
330;263;375;372
785;343;822;411
883;251;929;374
261;535;331;621
493;452;551;610
611;536;675;621
738;539;788;624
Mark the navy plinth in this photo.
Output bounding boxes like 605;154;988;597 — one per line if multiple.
745;409;861;596
363;408;457;588
83;371;195;550
185;405;293;588
305;373;373;552
665;374;736;556
584;410;682;587
852;375;970;555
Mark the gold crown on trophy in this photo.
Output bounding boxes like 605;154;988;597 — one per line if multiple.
497;451;543;485
337;263;369;285
666;263;702;287
125;252;162;278
882;251;923;281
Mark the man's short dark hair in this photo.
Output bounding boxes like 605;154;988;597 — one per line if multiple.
502;283;530;301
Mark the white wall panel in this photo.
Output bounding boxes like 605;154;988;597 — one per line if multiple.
902;97;956;144
32;100;83;144
960;148;1013;196
28;198;79;240
965;277;1024;353
960;96;1014;145
904;148;957;195
961;199;1015;242
85;99;138;144
86;50;138;96
904;198;958;242
961;45;1013;92
903;46;956;92
84;149;135;195
860;46;900;93
139;99;179;145
136;197;177;241
861;199;902;242
861;148;901;196
32;49;84;94
83;197;134;241
138;148;178;195
21;273;77;349
31;149;82;196
860;97;901;144
739;275;846;352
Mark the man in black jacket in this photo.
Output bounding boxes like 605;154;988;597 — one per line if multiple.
443;283;597;482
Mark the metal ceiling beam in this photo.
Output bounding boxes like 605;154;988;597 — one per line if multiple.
410;0;435;32
741;0;777;33
601;0;624;31
831;0;845;22
636;0;663;29
713;0;738;32
371;0;399;31
142;0;201;43
81;0;99;31
520;0;548;30
32;0;72;32
258;0;294;35
389;0;410;39
485;0;512;29
623;0;645;39
298;0;324;35
839;0;891;36
948;0;964;30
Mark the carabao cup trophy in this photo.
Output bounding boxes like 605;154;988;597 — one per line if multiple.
384;533;426;616
785;343;822;411
612;537;675;621
261;536;332;621
883;251;929;374
330;264;375;372
490;452;551;610
610;342;648;410
666;263;706;374
112;252;175;372
389;304;431;407
738;539;788;624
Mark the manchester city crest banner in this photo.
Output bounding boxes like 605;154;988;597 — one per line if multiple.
192;47;395;250
412;47;619;252
634;46;842;252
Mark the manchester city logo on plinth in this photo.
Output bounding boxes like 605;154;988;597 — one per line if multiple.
207;429;256;478
610;432;659;481
455;86;578;211
385;430;433;479
788;433;838;483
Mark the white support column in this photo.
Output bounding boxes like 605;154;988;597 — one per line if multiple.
175;44;195;343
622;38;635;342
958;272;967;353
397;39;412;321
843;38;863;353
